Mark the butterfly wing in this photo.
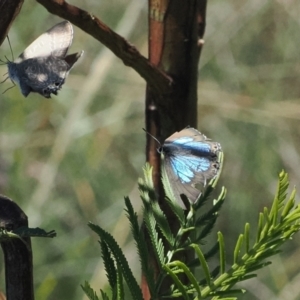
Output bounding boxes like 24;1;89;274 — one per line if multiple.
15;21;74;62
162;128;221;209
11;56;71;98
64;50;84;70
166;128;220;155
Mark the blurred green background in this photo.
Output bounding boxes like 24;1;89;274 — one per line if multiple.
1;0;300;299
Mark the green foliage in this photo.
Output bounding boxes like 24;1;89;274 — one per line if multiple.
0;227;56;251
81;281;100;300
0;227;56;239
83;163;300;299
12;226;56;238
88;223;143;300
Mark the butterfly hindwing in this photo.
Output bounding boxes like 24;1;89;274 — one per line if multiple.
161;127;221;209
12;57;70;98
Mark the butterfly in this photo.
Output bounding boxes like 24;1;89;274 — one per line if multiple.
5;21;83;98
159;127;222;209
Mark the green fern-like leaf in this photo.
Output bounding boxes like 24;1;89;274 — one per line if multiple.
151;201;176;247
100;290;110;300
163;264;190;299
116;264;124;300
143;207;165;267
142;163;155;188
157;170;300;299
85;161;300;300
195;190;225;228
88;223;143;300
81;281;100;300
100;240;117;295
124;197;156;296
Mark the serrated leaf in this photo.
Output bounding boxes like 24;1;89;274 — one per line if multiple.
196;215;218;241
100;240;117;292
124;197;156;296
116;264;124;300
195;196;224;227
143;208;165;267
151;201;176;246
81;281;100;300
88;223;143;300
100;290;110;300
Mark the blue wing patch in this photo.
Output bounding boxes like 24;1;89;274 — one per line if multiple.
170;156;211;183
172;137;213;154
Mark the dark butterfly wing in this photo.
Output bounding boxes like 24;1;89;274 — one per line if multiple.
64;51;84;70
162;127;221;209
165;128;220;156
10;57;70;98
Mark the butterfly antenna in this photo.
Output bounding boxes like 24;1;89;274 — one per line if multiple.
7;36;14;61
0;58;7;65
4;55;11;63
143;128;161;146
0;76;9;84
0;37;13;65
2;85;15;94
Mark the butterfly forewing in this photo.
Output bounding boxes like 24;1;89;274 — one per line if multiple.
16;21;73;62
161;127;222;209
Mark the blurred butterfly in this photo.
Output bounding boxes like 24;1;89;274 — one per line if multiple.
4;21;83;98
158;127;222;209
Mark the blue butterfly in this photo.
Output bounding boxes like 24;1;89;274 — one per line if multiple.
159;127;222;209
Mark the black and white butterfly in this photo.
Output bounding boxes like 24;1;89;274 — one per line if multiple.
159;127;222;209
5;21;83;98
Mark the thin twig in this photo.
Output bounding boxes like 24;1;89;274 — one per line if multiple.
36;0;173;95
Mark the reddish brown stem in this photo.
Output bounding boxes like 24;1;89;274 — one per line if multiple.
143;0;208;298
